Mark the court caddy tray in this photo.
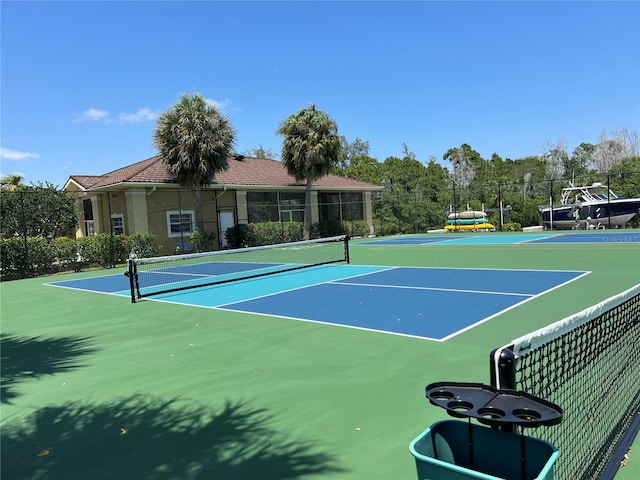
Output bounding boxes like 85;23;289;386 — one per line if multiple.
425;381;563;428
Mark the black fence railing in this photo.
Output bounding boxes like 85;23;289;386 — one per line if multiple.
372;171;640;235
1;171;639;279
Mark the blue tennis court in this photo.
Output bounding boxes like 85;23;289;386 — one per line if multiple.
48;263;588;341
358;231;640;246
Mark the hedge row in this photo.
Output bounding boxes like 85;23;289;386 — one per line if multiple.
2;220;372;280
226;220;371;248
0;233;159;280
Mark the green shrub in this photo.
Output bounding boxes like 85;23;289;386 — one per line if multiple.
1;232;160;280
245;222;303;246
343;220;370;237
378;222;400;236
126;232;160;258
27;238;57;276
0;237;58;279
0;238;28;280
79;234;128;267
312;220;345;238
503;222;522;232
282;222;304;243
53;237;84;272
312;220;370;238
190;229;217;253
225;225;247;249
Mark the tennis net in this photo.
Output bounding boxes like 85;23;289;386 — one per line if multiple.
490;284;640;480
126;235;349;303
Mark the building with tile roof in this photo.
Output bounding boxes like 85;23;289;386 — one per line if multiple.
64;155;382;254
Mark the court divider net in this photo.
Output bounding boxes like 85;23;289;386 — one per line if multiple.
490;283;640;480
126;235;349;303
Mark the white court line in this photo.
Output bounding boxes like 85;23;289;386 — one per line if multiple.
438;270;592;341
213;266;396;308
45;283;129;298
329;281;534;297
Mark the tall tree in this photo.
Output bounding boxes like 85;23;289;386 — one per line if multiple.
422;157;450;203
153;93;235;231
568;142;594;179
278;103;341;240
344;155;383;184
443;145;477;191
244;145;278;159
0;182;77;238
382;156;427;192
540;139;568;182
338;136;370;169
591;131;628;173
0;174;26;191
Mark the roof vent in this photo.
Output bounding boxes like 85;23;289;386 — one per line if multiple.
234;155;245;161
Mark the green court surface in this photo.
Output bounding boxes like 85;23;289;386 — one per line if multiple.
1;231;639;480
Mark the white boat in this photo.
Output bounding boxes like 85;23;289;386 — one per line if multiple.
448;210;487;220
539;182;640;230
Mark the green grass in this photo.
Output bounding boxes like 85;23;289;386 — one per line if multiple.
1;232;639;480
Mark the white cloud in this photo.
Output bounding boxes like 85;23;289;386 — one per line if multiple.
205;97;231;111
118;107;159;124
73;108;111;123
0;148;41;161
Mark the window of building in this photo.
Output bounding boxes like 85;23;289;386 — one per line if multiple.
319;192;364;222
247;191;364;224
340;192;364;221
110;214;125;235
247;192;279;223
279;192;305;222
166;210;195;237
83;199;95;236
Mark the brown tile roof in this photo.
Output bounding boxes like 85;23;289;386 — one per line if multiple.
66;175;103;189
68;155;381;190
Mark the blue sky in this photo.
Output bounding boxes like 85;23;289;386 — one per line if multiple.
2;1;639;188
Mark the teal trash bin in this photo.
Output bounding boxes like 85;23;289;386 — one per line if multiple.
409;420;559;480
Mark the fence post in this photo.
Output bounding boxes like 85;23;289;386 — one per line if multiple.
413;191;418;233
20;191;30;277
498;183;503;231
607;174;612;229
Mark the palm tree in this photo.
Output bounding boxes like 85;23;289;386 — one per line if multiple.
153;93;235;232
277;104;341;240
1;174;26;191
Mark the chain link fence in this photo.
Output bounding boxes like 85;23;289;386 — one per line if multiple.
372;171;640;235
2;171;638;279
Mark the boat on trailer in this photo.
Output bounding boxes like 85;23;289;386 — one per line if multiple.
539;182;640;230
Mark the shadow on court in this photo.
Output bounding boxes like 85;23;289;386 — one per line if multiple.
1;333;97;404
1;396;345;480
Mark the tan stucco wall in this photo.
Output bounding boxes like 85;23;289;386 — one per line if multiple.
144;189;223;255
67;184;380;254
124;191;149;234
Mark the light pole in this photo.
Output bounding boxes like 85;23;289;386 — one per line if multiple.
452;160;460;231
452;180;457;231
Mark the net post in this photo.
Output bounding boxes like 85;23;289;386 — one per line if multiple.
344;235;350;264
489;346;516;432
489;345;515;390
125;259;138;303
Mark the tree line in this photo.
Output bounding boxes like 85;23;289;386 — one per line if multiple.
2;92;639;240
